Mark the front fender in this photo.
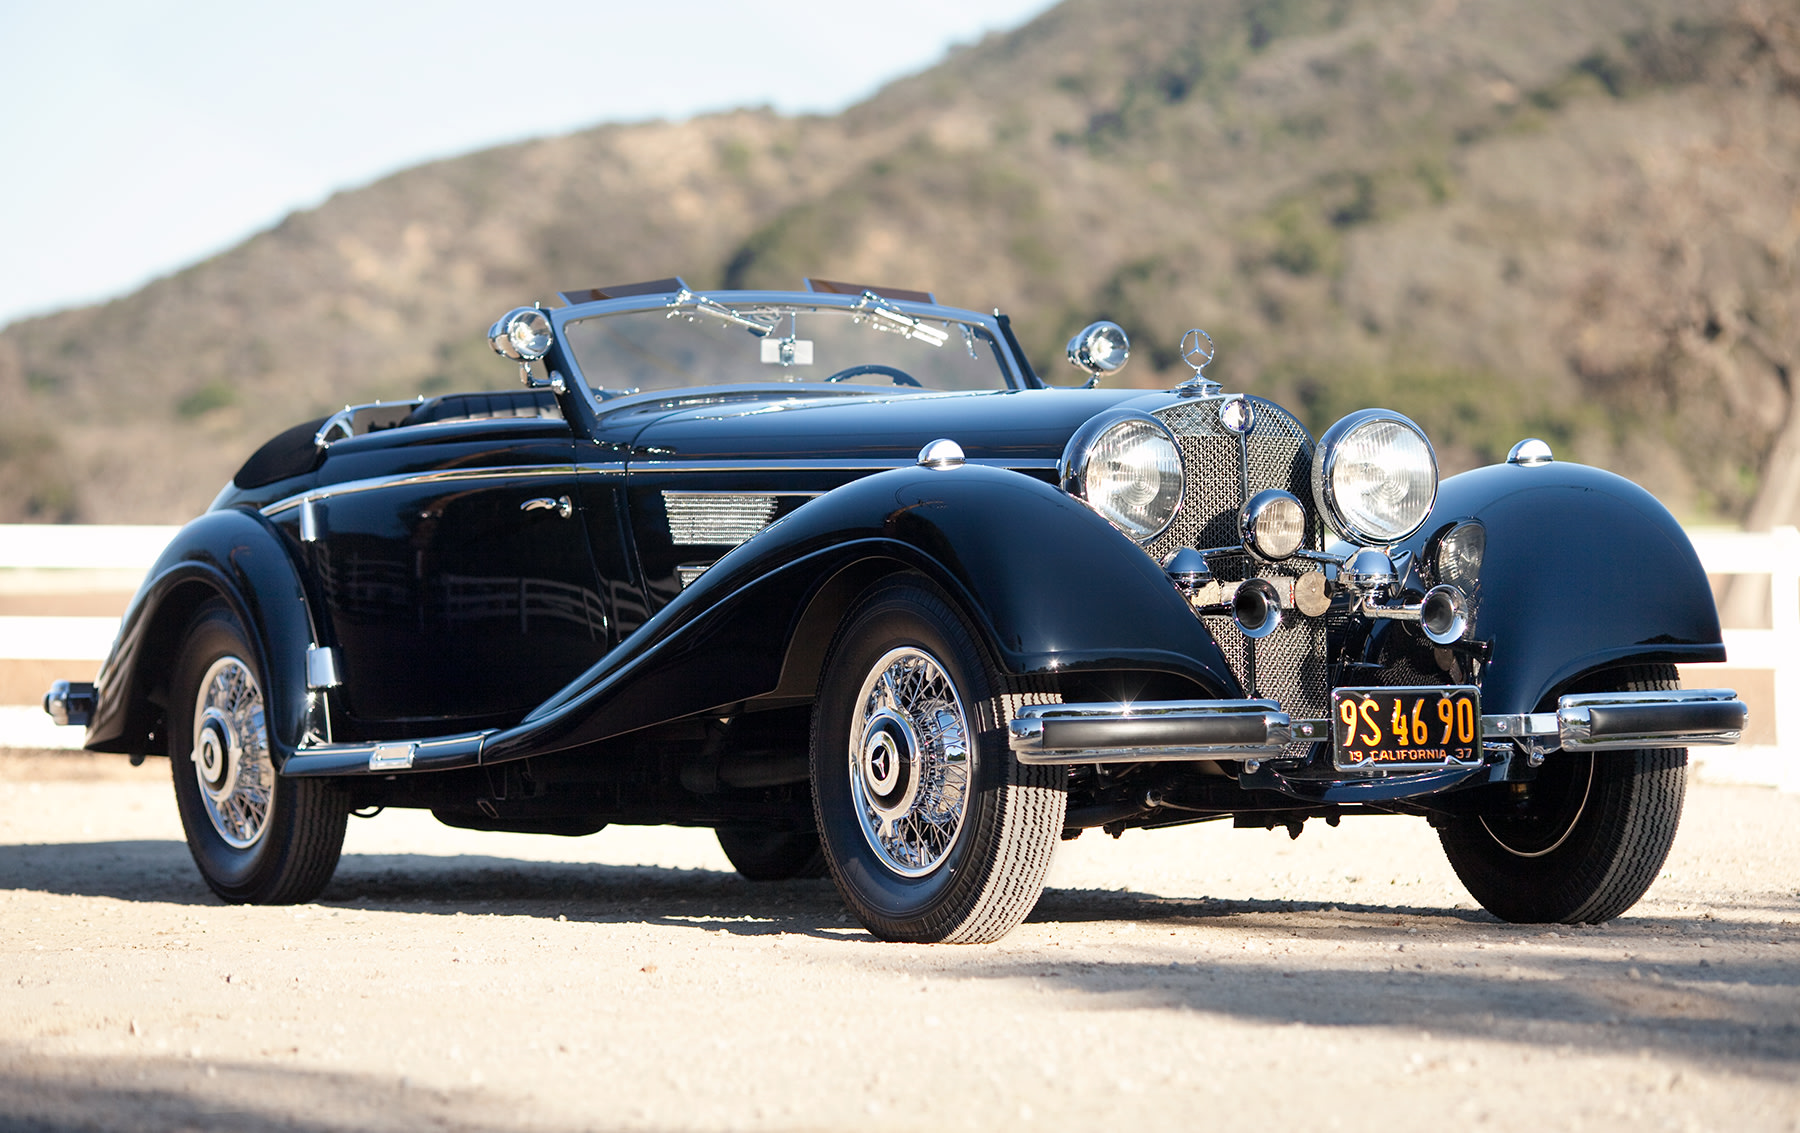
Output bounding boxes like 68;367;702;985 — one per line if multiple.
1398;460;1724;715
86;508;319;763
485;464;1240;761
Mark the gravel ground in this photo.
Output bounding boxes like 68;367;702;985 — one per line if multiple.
2;751;1796;1132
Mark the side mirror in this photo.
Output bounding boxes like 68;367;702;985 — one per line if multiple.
1064;321;1130;387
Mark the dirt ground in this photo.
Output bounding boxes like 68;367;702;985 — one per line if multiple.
1;751;1795;1133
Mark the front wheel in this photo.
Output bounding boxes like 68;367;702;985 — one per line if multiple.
169;602;348;904
810;576;1064;943
1439;665;1687;924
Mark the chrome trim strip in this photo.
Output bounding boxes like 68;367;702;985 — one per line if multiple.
283;730;493;777
262;465;583;517
627;458;1058;475
266;459;1048;520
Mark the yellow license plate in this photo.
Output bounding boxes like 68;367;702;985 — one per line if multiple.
1331;686;1482;770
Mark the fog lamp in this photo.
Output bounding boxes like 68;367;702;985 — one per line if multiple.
1239;490;1305;560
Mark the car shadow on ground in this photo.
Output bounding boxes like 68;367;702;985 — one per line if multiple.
0;1044;562;1133
950;945;1800;1075
6;839;1798;1079
4;837;1795;945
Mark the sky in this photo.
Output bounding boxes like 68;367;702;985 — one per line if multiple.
0;0;1058;330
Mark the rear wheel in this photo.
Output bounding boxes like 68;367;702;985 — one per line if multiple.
716;823;828;881
169;602;347;904
1439;665;1686;924
810;576;1064;943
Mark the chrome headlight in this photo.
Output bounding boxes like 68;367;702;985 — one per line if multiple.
1061;412;1184;542
1311;409;1437;545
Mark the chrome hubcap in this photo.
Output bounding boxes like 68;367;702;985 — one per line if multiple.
192;656;274;850
848;647;972;877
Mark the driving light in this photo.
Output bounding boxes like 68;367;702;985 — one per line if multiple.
1061;413;1184;542
489;307;554;361
1312;409;1437;545
1239;490;1305;560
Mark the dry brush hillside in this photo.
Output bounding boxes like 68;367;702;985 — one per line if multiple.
1;0;1795;525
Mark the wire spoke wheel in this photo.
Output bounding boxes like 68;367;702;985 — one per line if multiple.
811;575;1065;944
170;601;347;905
191;656;275;849
848;647;973;877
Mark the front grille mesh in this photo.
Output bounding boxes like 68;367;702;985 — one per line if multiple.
1147;396;1328;724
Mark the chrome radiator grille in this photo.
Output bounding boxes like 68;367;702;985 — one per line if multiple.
1148;396;1328;722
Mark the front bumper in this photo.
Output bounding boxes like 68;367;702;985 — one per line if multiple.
1008;688;1748;765
43;681;97;728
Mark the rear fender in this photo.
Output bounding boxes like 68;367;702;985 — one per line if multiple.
485;465;1241;760
1396;461;1724;715
86;508;319;763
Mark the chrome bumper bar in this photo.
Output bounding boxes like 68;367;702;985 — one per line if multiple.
43;680;96;728
1008;689;1748;765
1008;700;1293;763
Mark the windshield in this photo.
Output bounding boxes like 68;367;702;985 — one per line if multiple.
562;301;1015;395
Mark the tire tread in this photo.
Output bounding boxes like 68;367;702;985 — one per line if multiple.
811;578;1065;944
1440;665;1686;924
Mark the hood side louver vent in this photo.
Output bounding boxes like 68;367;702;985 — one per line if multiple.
663;493;778;547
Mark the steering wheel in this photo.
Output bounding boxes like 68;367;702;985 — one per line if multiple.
823;364;922;387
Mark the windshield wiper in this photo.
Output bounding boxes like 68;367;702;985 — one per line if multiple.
850;290;950;346
665;289;782;335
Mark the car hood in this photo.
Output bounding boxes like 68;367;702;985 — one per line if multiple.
607;386;1173;466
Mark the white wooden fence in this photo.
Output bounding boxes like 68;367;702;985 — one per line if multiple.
0;523;1793;789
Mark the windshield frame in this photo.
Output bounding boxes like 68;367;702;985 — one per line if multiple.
545;288;1039;401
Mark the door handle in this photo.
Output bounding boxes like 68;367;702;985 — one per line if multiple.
521;495;573;519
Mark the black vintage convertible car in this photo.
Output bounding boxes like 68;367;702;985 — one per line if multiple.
45;278;1747;943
